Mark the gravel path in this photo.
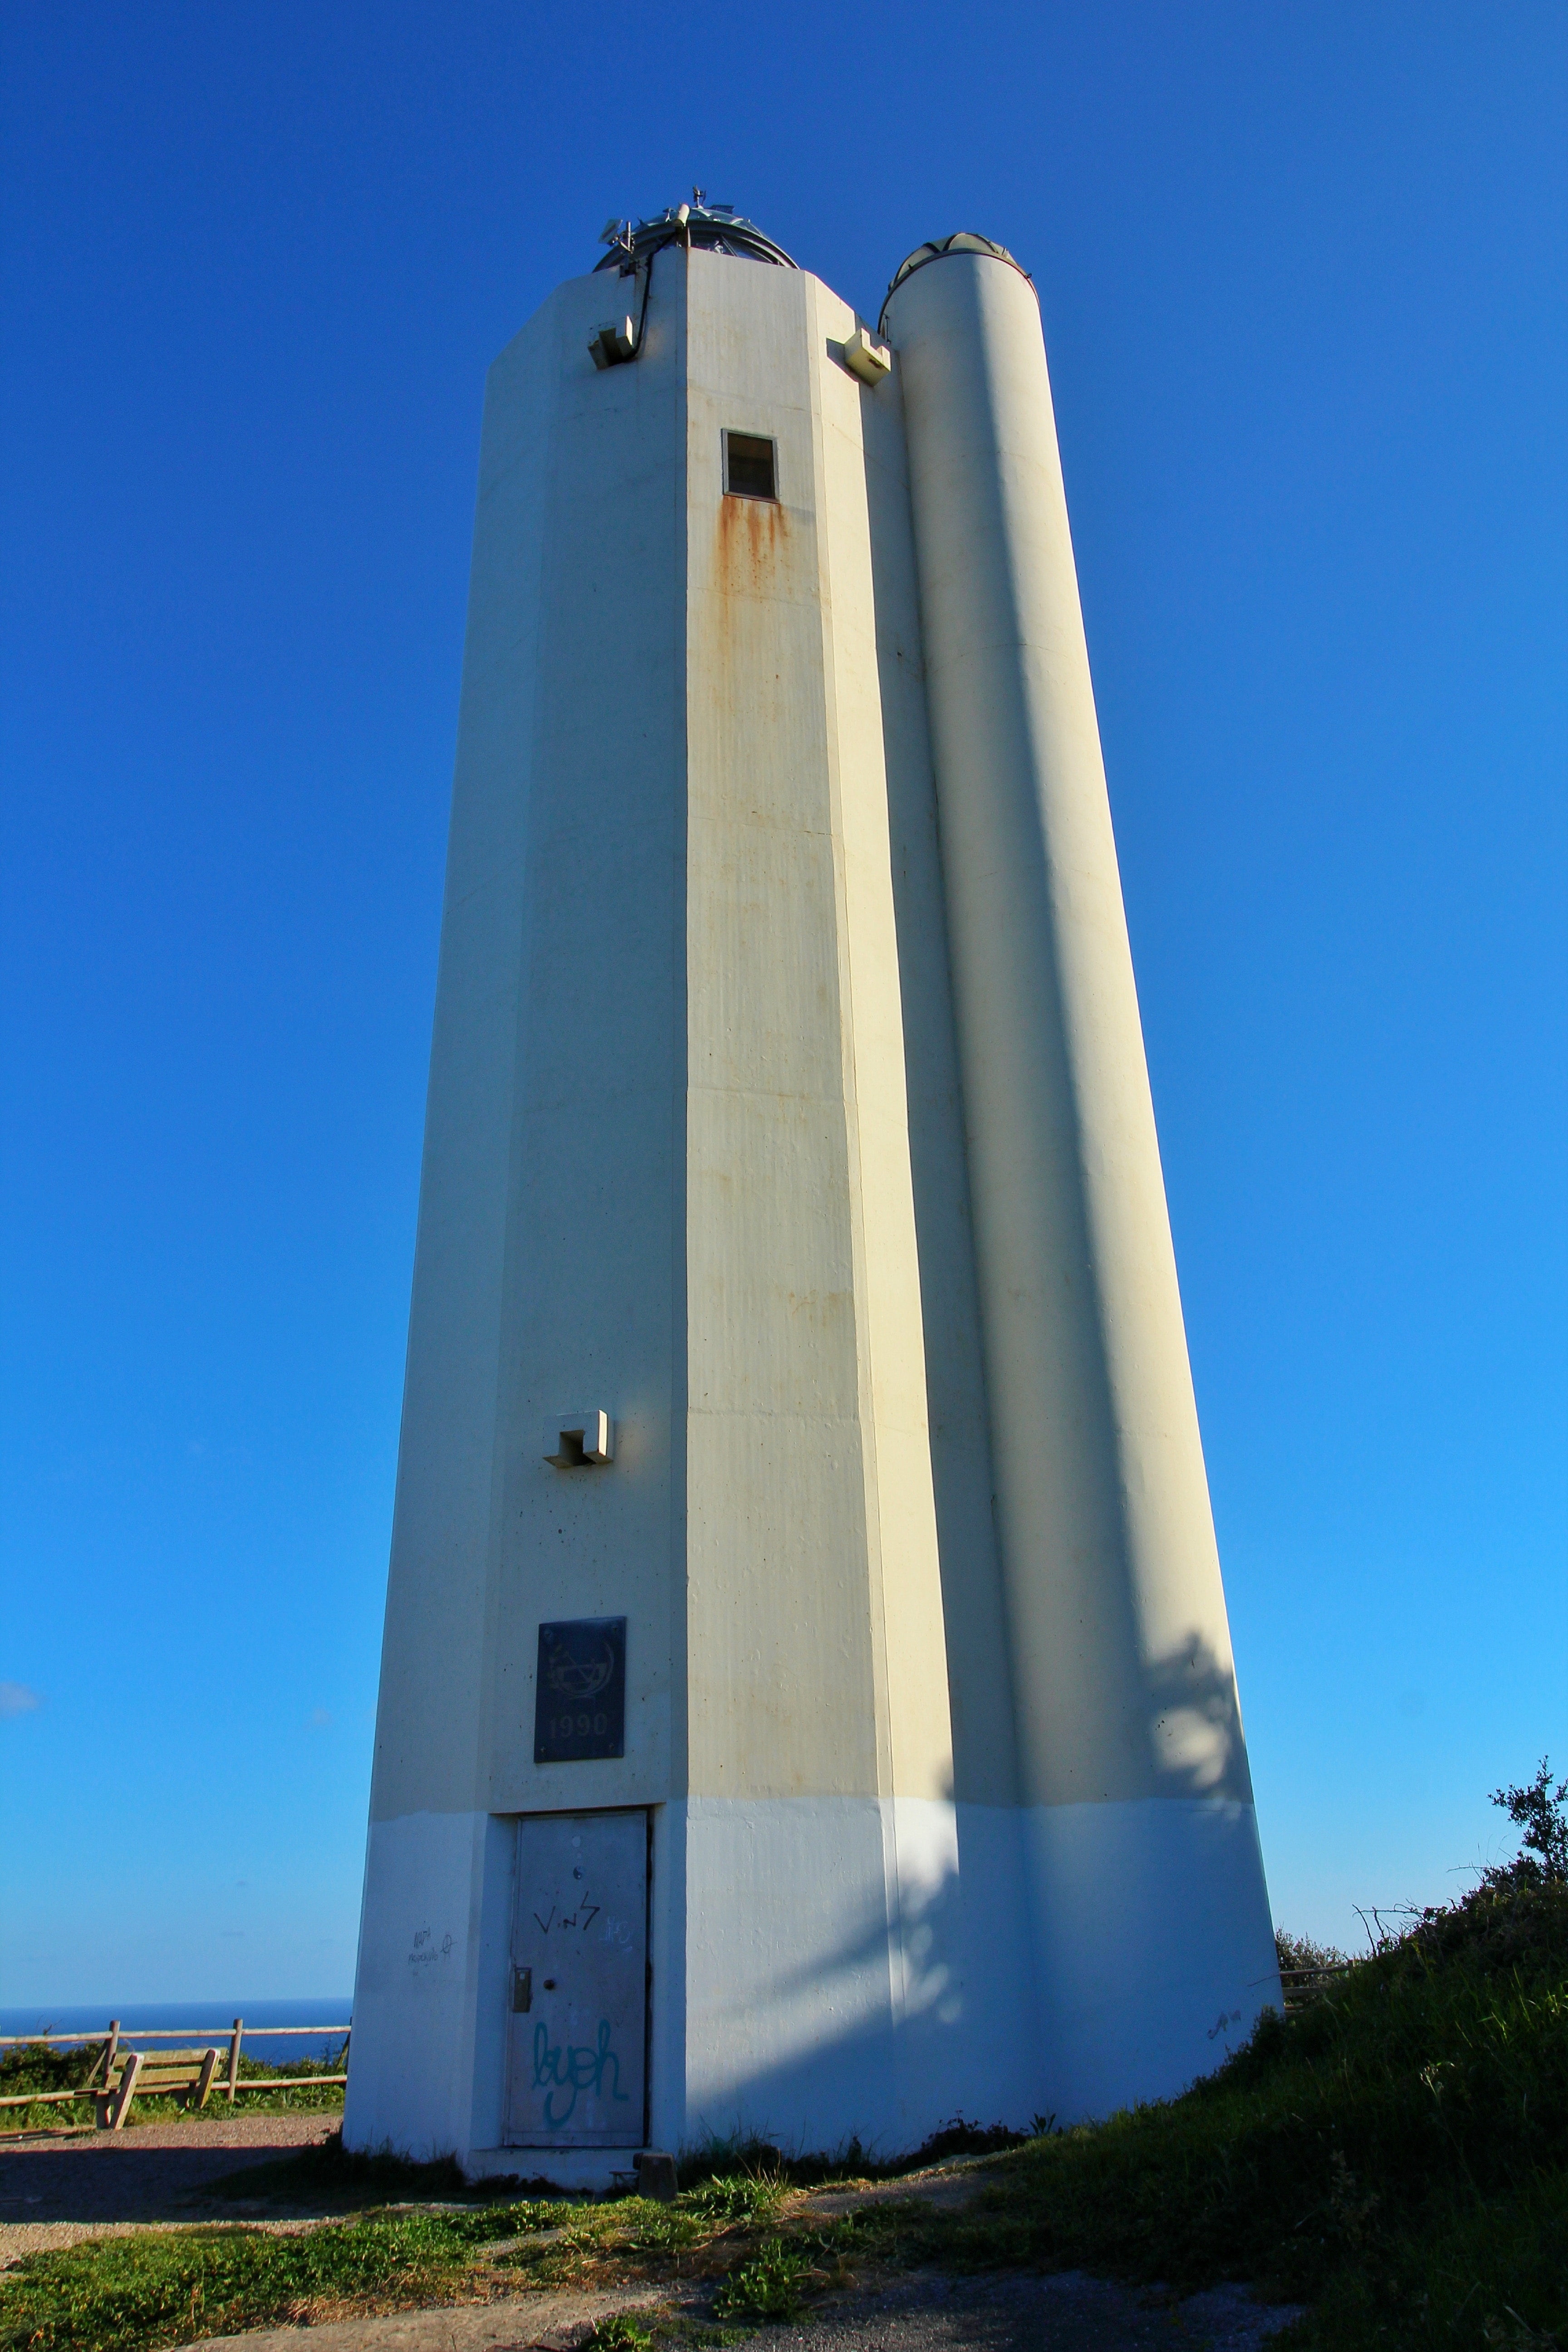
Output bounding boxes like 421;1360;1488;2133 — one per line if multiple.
0;2112;339;2258
755;2273;1303;2352
198;2284;670;2352
197;2273;1303;2351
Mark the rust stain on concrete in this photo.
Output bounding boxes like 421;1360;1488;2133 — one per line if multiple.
715;491;788;605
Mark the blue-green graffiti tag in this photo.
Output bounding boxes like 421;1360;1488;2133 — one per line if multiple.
532;2018;629;2126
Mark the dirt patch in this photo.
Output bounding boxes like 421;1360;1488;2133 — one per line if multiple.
795;2153;998;2220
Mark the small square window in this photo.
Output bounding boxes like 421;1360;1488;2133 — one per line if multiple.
724;431;777;501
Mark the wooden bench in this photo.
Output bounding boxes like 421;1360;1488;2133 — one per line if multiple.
96;2046;221;2129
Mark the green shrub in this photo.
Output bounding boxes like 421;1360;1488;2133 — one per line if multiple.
681;2173;785;2224
711;2236;813;2322
584;2316;653;2351
1275;1928;1349;1974
617;2201;704;2255
1489;1759;1568;1889
0;2036;108;2129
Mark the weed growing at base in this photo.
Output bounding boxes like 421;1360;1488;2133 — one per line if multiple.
710;2235;813;2322
584;2318;654;2351
680;2174;786;2225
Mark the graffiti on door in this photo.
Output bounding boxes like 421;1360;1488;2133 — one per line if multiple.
530;2017;631;2125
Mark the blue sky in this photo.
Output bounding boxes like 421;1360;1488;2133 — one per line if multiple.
2;1;1563;2003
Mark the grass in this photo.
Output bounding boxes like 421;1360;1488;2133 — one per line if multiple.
0;2165;800;2352
672;2117;1024;2194
0;2179;818;2352
848;1877;1568;2350
0;2204;554;2352
2;1877;1563;2351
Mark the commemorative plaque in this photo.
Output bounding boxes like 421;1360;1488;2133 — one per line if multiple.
534;1617;627;1762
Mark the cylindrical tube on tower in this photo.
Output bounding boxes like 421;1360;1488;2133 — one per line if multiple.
884;240;1279;2112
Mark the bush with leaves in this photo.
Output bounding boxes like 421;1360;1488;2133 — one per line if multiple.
1275;1929;1349;1974
1488;1758;1568;1889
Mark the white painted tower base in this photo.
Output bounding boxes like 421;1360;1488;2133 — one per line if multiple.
345;216;1279;2182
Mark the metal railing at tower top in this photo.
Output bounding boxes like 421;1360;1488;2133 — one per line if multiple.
0;2018;351;2109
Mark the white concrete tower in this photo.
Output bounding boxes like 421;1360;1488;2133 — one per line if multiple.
345;208;1278;2181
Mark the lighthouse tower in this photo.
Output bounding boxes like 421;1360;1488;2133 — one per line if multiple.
343;204;1279;2182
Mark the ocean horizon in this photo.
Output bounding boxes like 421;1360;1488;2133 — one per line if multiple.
0;1998;353;2065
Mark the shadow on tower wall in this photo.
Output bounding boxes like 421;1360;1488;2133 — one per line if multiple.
685;1635;1274;2158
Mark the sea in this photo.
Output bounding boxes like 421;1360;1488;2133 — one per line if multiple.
0;1999;353;2065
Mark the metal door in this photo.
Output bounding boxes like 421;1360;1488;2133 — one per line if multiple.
504;1809;647;2146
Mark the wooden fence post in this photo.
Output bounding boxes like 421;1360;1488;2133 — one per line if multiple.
226;2019;243;2103
95;2020;121;2088
103;2048;141;2130
193;2048;220;2110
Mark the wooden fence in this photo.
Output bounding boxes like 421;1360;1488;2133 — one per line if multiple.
1278;1964;1352;2012
0;2020;350;2110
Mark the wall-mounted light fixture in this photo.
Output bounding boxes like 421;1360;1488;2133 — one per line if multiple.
842;326;891;384
589;317;639;370
544;1411;615;1468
